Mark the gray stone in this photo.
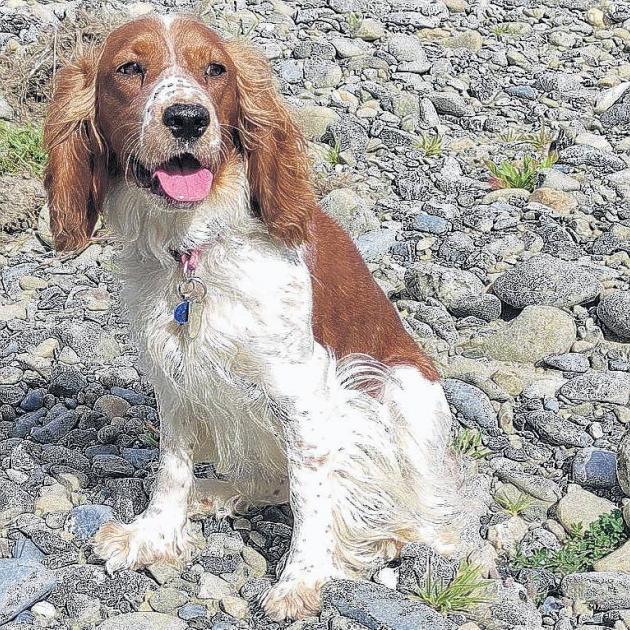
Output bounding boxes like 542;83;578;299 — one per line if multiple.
303;60;342;88
525;411;592;448
493;254;601;308
92;455;135;478
320;188;379;237
398;543;457;594
598;291;630;339
543;353;590;372
0;480;34;520
0;95;14;121
559;145;627;172
561;572;630;611
0;560;57;625
618;429;630;496
477;306;575;363
322;579;456;629
355;230;398;263
573;448;618;490
96;612;187;630
428;92;474;117
411;213;451;235
49;367;87;398
65;505;114;542
560;371;630;405
30;411;77;444
556;485;616;532
443;379;498;430
405;262;501;321
49;565;154;611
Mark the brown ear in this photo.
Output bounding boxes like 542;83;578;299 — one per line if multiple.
225;40;316;246
44;49;106;251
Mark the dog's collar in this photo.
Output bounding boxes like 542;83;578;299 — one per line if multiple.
169;247;205;274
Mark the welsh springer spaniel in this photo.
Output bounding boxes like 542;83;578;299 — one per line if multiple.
44;15;460;620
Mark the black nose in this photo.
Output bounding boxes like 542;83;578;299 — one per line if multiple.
162;103;210;141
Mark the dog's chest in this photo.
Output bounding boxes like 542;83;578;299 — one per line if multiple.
122;237;312;394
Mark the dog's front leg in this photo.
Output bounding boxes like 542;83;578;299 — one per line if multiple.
94;403;195;572
260;346;348;621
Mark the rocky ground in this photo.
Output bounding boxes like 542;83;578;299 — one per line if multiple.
1;0;630;628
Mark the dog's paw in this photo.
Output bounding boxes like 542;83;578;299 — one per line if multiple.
261;577;327;622
93;517;193;573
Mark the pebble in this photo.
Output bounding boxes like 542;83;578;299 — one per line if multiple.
0;559;58;625
65;504;114;542
476;306;576;363
573;448;618;490
525;411;592;448
556;485;616;532
492;254;602;309
597;291;630;339
322;580;457;629
96;612;187;630
560;372;630;405
562;573;630;611
442;379;498;430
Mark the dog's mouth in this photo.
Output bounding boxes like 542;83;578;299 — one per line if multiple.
132;154;213;205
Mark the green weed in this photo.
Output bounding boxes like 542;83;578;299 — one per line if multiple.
413;562;492;614
453;428;491;460
0;121;46;176
416;133;443;157
496;491;532;517
514;510;627;577
485;152;557;191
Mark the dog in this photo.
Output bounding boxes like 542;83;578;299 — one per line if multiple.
43;15;460;621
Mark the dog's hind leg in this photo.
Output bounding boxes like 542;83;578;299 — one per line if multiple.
381;365;462;556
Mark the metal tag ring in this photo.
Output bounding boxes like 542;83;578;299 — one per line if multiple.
177;277;208;302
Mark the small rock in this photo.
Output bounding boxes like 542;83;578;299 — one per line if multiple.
525;411;592;448
560;372;630;405
178;603;206;620
94;395;130;419
476;306;576;363
561;572;630;611
556;485;616;532
492;254;601;308
543;353;590;373
443;379;498;430
0;559;58;625
528;188;578;215
428;92;474;117
487;516;529;556
96;612;187;630
65;505;114;542
149;588;189;613
49;367;87;398
593;540;630;572
220;595;249;619
598;291;630;339
573;448;618;490
616;430;630;496
92;455;135;478
322;579;456;629
198;573;234;600
354;18;385;41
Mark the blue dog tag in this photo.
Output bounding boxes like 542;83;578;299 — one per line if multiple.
174;300;190;325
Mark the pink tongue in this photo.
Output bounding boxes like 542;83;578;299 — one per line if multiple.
154;165;213;202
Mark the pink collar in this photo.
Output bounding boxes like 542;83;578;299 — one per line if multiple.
171;247;204;274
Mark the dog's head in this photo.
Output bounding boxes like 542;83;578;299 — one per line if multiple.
44;16;316;250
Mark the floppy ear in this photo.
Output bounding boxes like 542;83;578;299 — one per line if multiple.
44;49;107;251
225;40;316;246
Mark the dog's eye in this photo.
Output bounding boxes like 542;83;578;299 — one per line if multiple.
205;63;226;78
117;62;144;76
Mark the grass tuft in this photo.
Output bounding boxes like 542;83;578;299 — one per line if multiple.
346;12;363;32
453;428;490;460
415;133;443;157
485;152;557;192
413;561;492;614
514;510;627;576
496;490;532;517
327;141;343;166
0;122;46;176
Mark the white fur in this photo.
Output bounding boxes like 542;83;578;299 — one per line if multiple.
94;158;460;619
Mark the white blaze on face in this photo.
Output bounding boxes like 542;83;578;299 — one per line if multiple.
137;17;222;169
